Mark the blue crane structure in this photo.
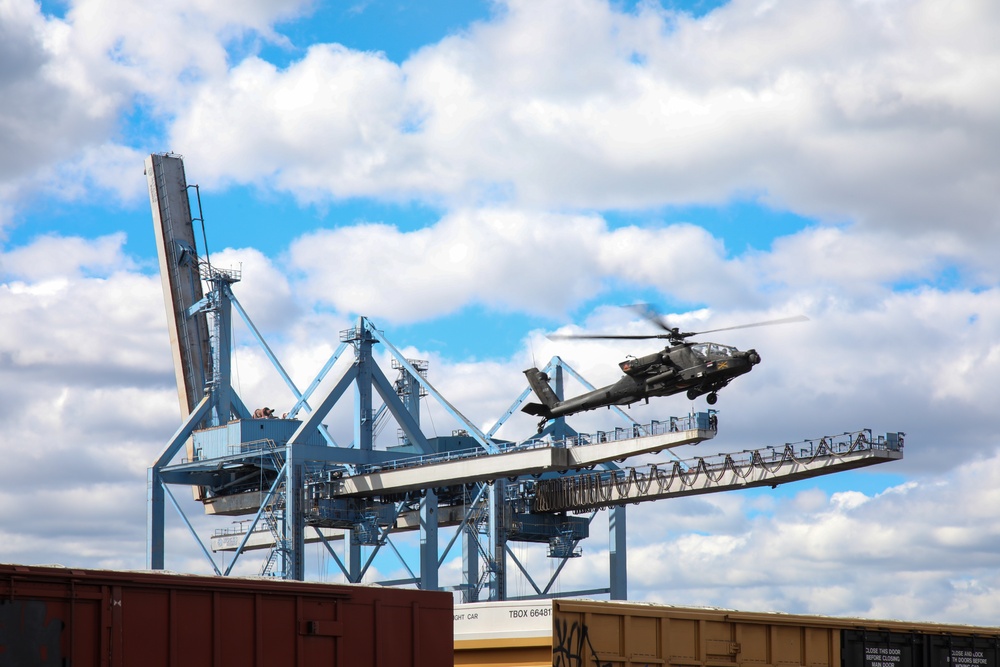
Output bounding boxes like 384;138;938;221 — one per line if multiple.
145;153;904;599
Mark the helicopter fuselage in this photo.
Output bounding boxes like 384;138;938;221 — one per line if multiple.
522;341;761;421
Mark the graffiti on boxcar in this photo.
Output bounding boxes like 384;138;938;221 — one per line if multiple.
553;618;618;667
0;600;64;667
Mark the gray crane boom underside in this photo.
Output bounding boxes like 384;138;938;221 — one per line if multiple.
530;441;902;513
326;428;715;498
211;505;471;552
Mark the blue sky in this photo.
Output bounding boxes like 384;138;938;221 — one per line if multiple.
2;0;1000;625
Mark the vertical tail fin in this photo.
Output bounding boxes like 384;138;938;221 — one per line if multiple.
521;368;559;417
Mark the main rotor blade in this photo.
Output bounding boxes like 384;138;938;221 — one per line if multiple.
627;303;677;333
547;332;672;341
690;314;810;336
547;313;809;342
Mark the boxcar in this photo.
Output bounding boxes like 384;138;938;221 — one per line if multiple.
0;563;453;666
454;599;1000;667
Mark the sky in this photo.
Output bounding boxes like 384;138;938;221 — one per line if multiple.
2;0;1000;626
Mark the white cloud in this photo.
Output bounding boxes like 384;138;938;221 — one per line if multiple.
0;0;313;232
161;0;1000;253
0;1;110;182
286;208;613;321
284;209;805;322
0;236;182;567
0;232;134;279
173;45;410;196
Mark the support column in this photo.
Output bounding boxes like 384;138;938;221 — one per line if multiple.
462;522;479;602
209;283;234;426
609;505;627;600
147;468;165;570
355;318;374;452
345;531;362;583
488;481;507;601
419;490;439;590
283;446;306;580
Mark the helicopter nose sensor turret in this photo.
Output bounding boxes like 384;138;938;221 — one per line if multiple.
747;349;761;365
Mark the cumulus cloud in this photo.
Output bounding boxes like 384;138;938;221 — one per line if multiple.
165;0;1000;248
287;209;612;321
0;0;312;233
0;232;134;279
282;208;799;324
0;234;181;567
285;206;989;323
0;1;111;182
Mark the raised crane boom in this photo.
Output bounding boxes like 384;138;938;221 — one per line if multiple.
145;153;213;419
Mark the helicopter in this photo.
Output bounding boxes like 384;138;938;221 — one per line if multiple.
521;308;807;426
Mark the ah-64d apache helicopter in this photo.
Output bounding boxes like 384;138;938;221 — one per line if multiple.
522;308;807;426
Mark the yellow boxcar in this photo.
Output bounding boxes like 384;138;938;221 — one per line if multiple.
455;599;1000;667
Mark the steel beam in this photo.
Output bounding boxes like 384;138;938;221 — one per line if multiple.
331;427;711;498
335;447;569;497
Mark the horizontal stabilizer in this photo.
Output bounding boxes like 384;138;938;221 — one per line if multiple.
521;402;552;418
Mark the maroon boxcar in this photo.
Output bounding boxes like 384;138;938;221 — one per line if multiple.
0;563;453;666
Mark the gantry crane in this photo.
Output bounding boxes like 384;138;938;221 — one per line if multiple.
145;153;903;600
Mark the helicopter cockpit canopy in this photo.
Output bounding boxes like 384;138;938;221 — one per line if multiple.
691;343;738;359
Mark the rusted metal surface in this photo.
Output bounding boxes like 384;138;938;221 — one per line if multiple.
0;563;453;666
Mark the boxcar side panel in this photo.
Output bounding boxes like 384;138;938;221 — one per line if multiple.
554;601;846;667
736;622;769;664
119;587;171;665
173;590;214;667
668;617;700;662
0;564;452;667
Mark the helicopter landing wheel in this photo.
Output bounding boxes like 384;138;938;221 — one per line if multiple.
706;392;718;405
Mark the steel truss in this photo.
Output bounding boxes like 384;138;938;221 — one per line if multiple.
146;280;649;598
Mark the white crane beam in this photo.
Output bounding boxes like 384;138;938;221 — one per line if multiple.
331;428;714;497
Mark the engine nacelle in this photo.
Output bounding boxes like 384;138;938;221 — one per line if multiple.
619;351;663;375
